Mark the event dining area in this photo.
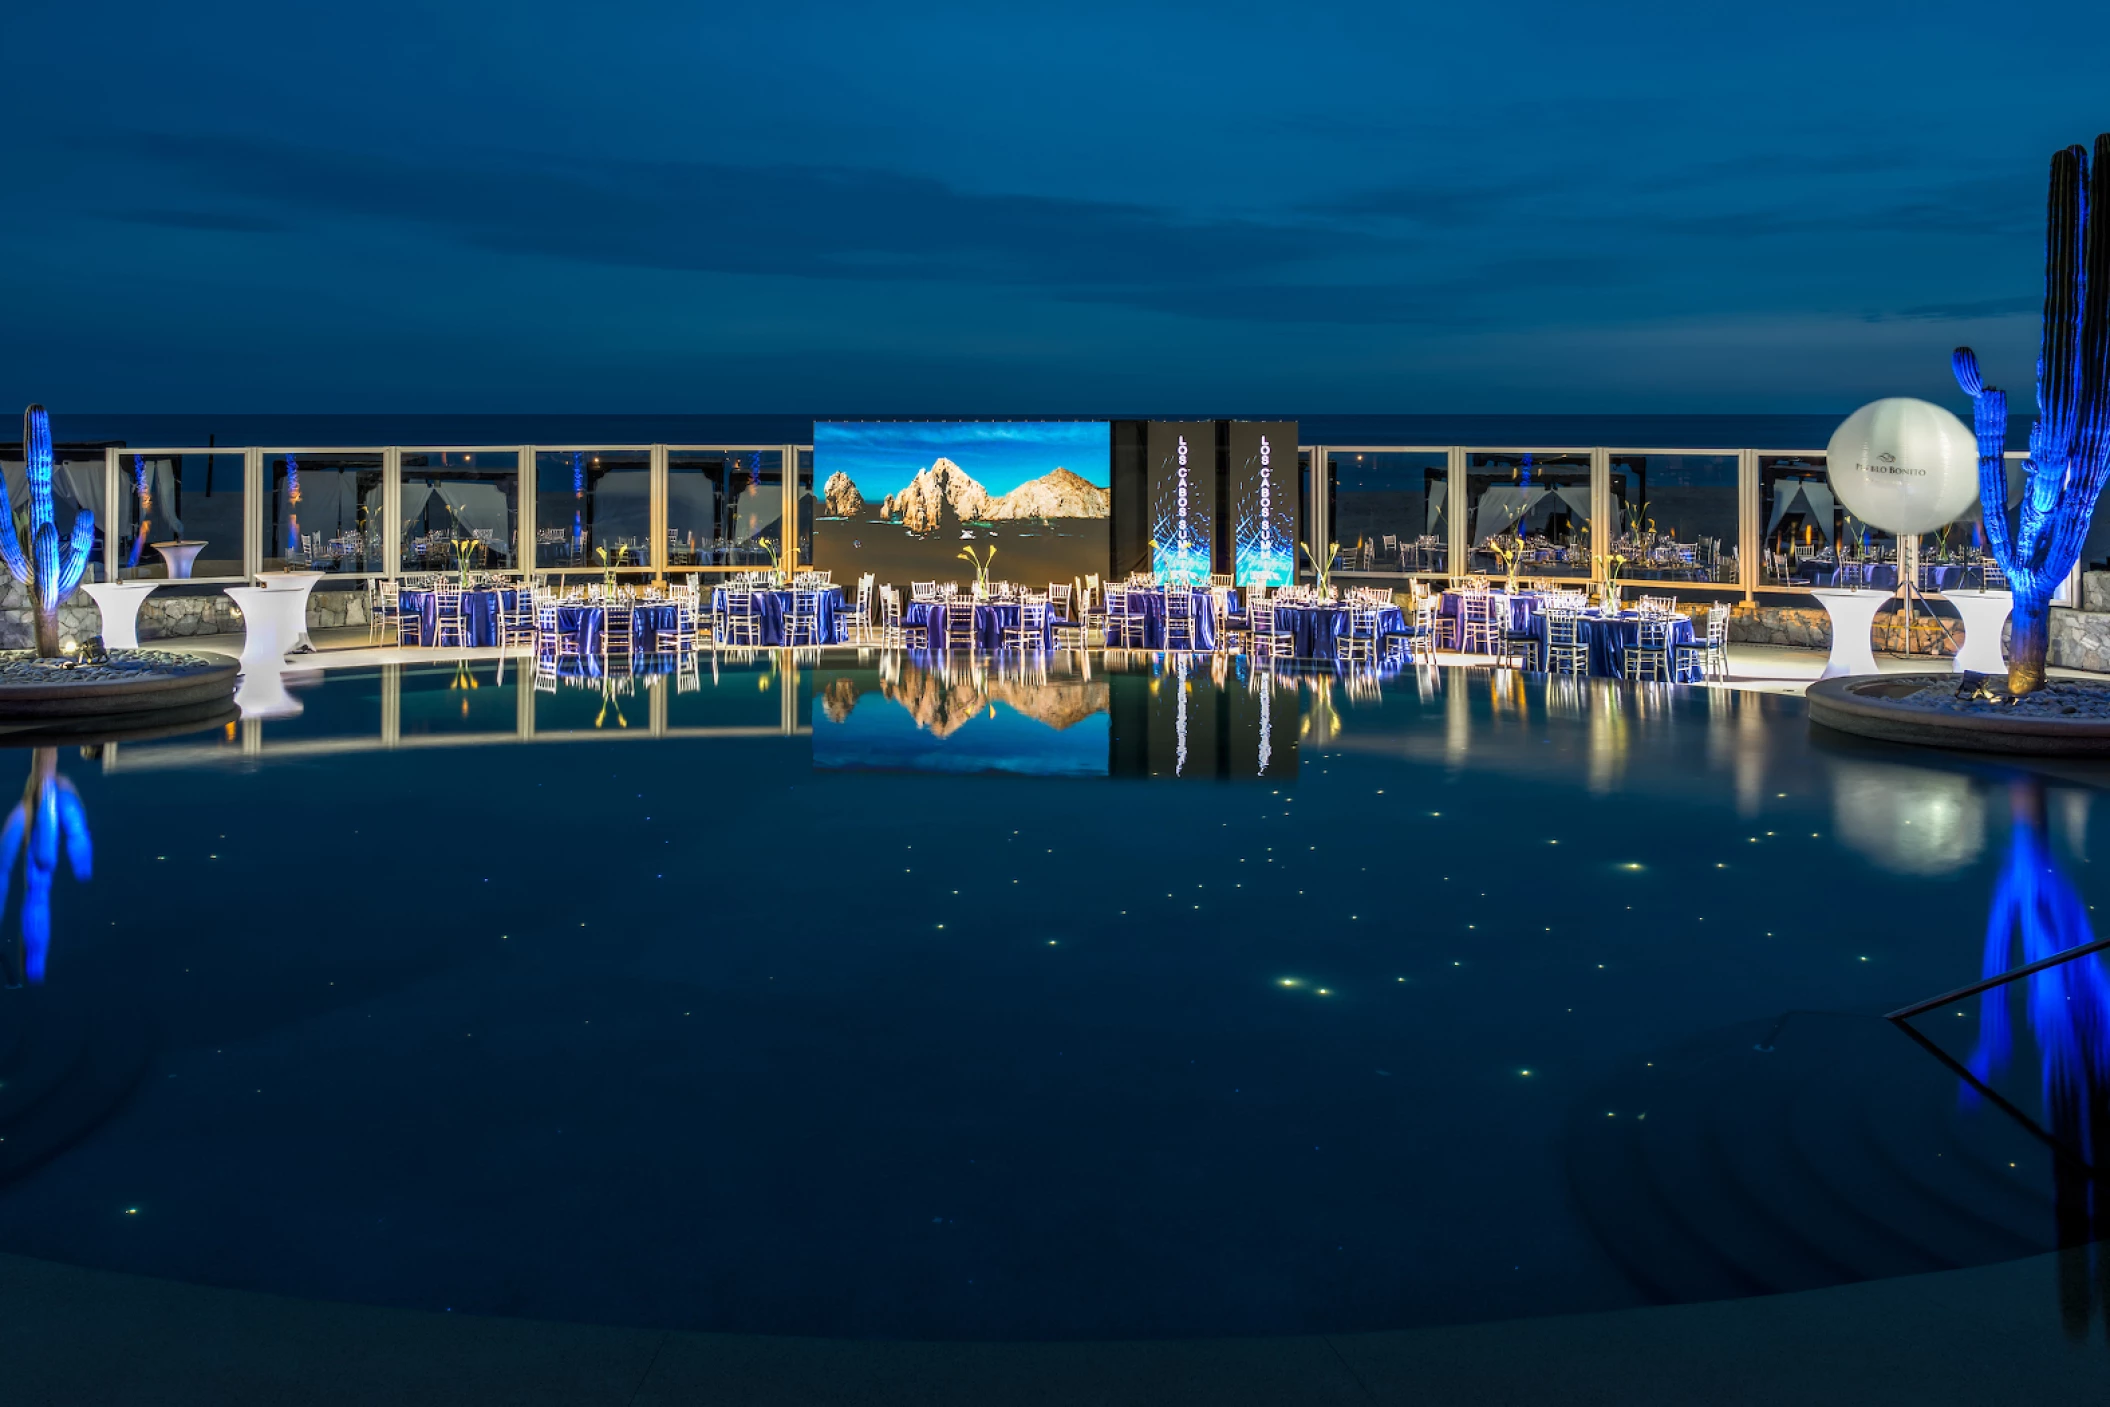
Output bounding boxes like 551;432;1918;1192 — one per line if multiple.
345;566;1733;687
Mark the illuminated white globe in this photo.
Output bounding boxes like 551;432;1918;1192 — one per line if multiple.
1825;398;1979;535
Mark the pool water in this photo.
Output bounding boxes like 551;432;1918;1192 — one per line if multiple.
0;651;2104;1340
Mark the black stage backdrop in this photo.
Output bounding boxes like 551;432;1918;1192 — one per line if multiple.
1144;421;1216;585
1228;421;1300;587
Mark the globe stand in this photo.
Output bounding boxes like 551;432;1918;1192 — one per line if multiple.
1892;536;1960;660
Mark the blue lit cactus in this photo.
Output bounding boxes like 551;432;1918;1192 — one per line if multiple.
0;749;89;988
1953;133;2110;695
0;406;97;658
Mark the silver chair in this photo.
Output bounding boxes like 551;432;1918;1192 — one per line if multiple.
1249;600;1292;661
1164;588;1199;650
1545;610;1589;675
1675;602;1731;681
1622;615;1674;682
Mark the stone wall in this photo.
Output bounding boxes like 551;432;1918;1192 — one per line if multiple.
1720;598;2110;673
0;581;368;649
1721;603;1959;656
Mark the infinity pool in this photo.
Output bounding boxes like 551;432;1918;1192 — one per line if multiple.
0;651;2103;1340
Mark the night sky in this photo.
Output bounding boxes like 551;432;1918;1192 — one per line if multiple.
4;1;2105;413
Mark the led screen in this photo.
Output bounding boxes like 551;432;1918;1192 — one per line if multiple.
813;421;1110;590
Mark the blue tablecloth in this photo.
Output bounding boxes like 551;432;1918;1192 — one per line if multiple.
1800;563;1899;589
1272;603;1409;659
710;587;846;646
1120;589;1219;650
1439;591;1535;633
555;603;683;654
1515;607;1701;681
902;600;1057;651
399;588;516;647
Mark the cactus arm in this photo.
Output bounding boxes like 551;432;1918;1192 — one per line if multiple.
1953;348;2018;573
0;444;26;586
56;510;93;599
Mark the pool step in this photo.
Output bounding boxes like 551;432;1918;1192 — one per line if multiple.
1565;1011;2061;1306
0;985;154;1187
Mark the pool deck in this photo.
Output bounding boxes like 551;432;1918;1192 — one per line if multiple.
166;626;2105;696
4;1244;2104;1405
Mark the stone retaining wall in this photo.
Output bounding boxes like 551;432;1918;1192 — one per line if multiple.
1715;601;2110;673
0;581;369;649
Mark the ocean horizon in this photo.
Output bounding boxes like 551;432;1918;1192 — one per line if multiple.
11;411;2033;452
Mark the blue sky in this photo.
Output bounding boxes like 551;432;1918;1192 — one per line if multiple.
3;1;2105;414
816;422;1110;495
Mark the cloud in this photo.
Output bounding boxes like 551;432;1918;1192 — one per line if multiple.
100;207;287;233
79;127;1338;292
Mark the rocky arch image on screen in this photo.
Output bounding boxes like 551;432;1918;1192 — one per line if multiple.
810;422;1110;590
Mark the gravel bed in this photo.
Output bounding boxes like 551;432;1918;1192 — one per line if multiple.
1892;676;2110;719
0;649;229;686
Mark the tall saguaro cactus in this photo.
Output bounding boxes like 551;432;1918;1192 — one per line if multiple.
1953;133;2110;695
0;406;97;658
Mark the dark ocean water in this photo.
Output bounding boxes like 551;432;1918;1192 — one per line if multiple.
27;412;2034;452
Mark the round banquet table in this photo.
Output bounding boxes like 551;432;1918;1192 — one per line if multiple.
1511;606;1702;681
1271;602;1410;659
1122;588;1219;650
902;599;1056;651
710;587;846;646
553;603;684;654
398;588;517;647
1440;591;1536;634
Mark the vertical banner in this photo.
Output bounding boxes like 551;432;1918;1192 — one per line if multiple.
1229;421;1298;586
1146;421;1214;584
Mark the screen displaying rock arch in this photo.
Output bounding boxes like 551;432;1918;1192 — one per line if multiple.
813;422;1110;589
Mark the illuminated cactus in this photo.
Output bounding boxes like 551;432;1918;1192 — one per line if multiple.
0;406;97;658
1953;133;2110;695
0;748;89;987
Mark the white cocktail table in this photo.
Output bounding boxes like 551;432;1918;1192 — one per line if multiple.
1810;588;1886;679
223;586;309;673
151;541;208;579
1943;589;2014;675
251;570;327;652
79;581;162;649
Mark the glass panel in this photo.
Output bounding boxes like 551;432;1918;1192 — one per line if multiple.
399;451;519;575
116;451;247;580
1328;450;1449;575
1;441;107;579
1607;454;1738;586
1465;452;1591;579
261;454;384;574
533;450;652;572
667;449;783;569
1758;454;1836;585
1923;453;2022;589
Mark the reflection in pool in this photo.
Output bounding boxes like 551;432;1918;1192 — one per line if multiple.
2;651;2108;1340
0;748;91;986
